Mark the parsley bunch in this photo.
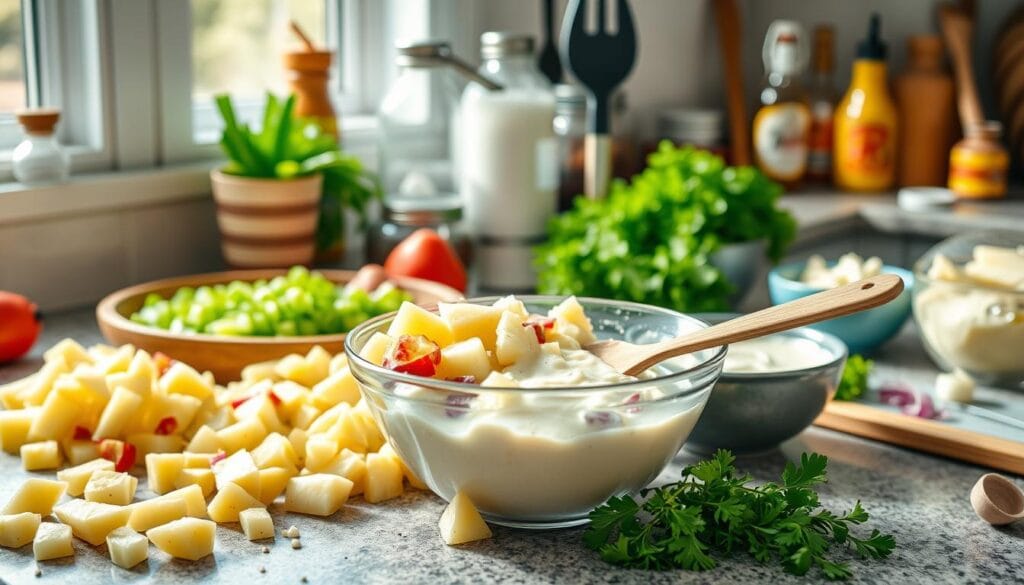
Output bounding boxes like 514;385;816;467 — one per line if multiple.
536;142;796;312
584;450;894;580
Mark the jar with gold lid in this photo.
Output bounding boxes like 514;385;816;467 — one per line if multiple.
948;121;1009;199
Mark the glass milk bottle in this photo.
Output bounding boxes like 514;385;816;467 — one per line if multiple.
460;32;557;292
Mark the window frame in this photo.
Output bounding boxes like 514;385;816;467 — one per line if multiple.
0;0;112;180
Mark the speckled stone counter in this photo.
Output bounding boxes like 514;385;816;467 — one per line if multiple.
1;311;1022;585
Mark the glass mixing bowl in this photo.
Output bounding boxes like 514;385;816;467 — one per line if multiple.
914;231;1024;390
344;296;724;529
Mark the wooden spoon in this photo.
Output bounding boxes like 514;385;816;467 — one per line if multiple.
587;274;904;376
971;473;1024;526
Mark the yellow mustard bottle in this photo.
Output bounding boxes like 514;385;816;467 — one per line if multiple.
834;14;898;192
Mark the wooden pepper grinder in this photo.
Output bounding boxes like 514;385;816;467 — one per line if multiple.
283;21;338;140
895;35;956;186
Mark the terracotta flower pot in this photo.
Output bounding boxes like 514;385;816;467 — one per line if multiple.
210;170;323;268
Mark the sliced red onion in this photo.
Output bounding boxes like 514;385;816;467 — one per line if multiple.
878;383;945;420
583;410;622;428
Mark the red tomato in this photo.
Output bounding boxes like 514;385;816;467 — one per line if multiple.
0;292;42;362
384;229;467;292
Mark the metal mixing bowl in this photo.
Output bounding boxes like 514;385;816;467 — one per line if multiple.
686;313;848;455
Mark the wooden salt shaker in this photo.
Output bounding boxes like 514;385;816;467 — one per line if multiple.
283;22;338;139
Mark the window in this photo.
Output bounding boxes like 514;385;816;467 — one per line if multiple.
0;0;25;113
190;0;328;144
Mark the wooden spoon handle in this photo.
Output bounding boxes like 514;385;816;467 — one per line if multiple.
939;6;985;129
642;274;904;368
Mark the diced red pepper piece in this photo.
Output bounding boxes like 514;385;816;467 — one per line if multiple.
153;352;175;376
383;334;441;377
268;391;282;406
230;395;252;410
154;416;177;436
97;439;137;472
72;426;92;440
524;317;556;344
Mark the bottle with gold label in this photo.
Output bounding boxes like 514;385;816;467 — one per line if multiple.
753;20;810;188
834;13;898;192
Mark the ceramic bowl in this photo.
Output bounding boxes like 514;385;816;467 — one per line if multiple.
768;262;914;353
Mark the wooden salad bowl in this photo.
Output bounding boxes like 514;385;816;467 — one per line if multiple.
96;269;462;382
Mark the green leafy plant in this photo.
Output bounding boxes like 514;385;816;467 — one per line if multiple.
215;93;379;252
835;354;873;401
536;142;796;312
584;450;895;580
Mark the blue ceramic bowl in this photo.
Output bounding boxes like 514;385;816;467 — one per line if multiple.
767;262;914;354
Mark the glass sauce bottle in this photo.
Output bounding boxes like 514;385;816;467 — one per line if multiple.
753;21;811;188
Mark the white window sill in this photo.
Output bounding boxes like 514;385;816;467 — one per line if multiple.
0;115;380;227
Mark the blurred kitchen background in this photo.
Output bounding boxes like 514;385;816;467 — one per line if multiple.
0;0;1020;311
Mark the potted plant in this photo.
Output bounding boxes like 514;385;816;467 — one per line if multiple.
211;93;377;268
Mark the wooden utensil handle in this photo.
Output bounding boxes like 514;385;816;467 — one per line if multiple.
713;0;751;166
643;274;904;367
940;6;985;129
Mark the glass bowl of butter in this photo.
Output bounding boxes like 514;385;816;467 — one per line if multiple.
914;231;1024;390
344;296;725;529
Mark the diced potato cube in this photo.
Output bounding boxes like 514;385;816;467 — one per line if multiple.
0;374;32;410
358;332;394;366
183;452;213;468
33;522;74;560
328;413;370;454
328;352;348;374
85;470;138;506
44;339;92;369
435;338;492;382
106;526;148;569
146;453;187;495
284;474;352;516
311;367;361;410
386;302;453;347
273;347;329;388
235;393;287;436
105;352;155;398
2;478;68;515
494;311;539;367
364;453;404;504
127;496;188;532
53;499;132;545
481;372;518;388
173;468;216;498
256;467;293;506
270;380;309;419
20;357;69;406
241;360;279;383
63;439;100;466
147;517;215;560
58;458;115;497
21;441;62;471
321;449;367;496
548;296;596;345
351;409;385;453
238;508;274;540
287;428;308;465
307;402;351;434
0;408;36;454
186;425;222;454
303;435;339;473
439;491;492;545
93;387;145;440
126;433;186;459
216;416;268;454
212;450;260;497
251;433;299;472
160;484;208;518
492;296;529;320
141;392;203;435
291;403;321;430
438;303;504;351
378;443;427;490
159;362;213;401
207;483;264;524
26;386;79;441
0;512;41;548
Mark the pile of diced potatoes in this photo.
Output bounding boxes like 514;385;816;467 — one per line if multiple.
0;338;436;567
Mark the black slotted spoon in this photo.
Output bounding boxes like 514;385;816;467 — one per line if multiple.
559;0;637;199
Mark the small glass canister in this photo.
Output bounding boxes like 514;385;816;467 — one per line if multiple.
12;108;68;185
948;121;1009;199
367;194;470;266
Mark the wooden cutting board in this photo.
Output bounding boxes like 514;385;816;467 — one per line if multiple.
815;400;1024;475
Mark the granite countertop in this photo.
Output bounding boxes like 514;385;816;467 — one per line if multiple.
1;310;1022;585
